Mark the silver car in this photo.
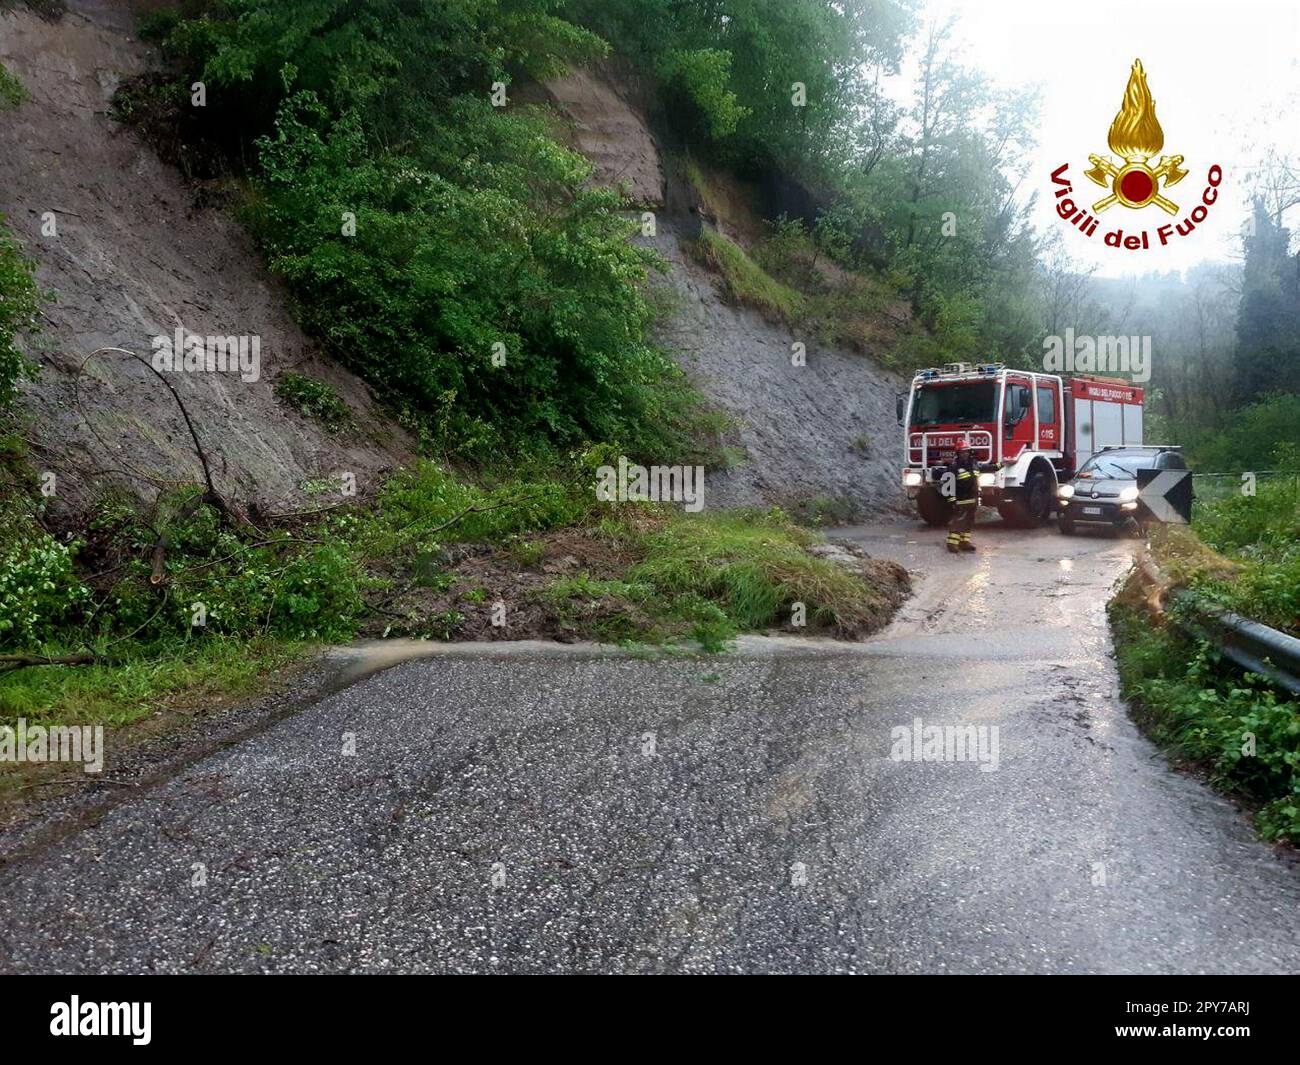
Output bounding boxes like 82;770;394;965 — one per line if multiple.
1056;446;1188;534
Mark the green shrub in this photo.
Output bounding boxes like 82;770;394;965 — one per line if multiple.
0;62;28;110
274;371;354;433
1184;394;1300;473
247;92;693;457
0;530;89;650
372;461;592;547
656;49;749;140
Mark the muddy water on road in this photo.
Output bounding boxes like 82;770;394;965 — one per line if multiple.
837;517;1136;658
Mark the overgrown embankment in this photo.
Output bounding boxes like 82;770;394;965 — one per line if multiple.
1110;480;1300;844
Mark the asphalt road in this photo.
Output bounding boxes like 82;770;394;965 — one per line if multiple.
3;520;1299;974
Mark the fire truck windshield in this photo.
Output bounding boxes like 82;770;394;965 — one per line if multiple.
910;381;997;427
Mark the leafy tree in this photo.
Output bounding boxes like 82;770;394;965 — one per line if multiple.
657;48;749;141
568;0;915;179
1234;199;1300;404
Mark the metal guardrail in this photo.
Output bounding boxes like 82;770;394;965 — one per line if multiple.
1189;470;1300;503
1139;555;1300;696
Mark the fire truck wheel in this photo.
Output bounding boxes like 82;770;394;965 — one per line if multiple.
997;470;1053;527
915;486;953;527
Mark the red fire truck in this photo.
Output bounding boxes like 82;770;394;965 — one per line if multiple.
897;363;1144;526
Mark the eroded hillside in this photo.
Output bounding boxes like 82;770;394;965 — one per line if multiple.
0;1;409;518
3;1;911;520
539;64;911;515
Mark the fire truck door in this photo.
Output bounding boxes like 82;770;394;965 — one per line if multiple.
1002;378;1035;461
1035;380;1060;451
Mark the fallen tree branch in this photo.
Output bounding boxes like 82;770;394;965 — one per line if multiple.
72;348;255;586
393;492;545;536
0;652;97;671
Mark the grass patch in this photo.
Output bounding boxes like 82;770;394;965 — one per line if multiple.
274;371;355;434
685;208;924;361
0;62;28;110
689;228;804;322
0;636;307;731
621;508;906;647
531;509;907;651
1148;479;1300;636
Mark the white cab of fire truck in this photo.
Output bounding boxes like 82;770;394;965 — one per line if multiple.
897;362;1068;528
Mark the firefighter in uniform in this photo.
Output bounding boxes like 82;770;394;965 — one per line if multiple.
944;441;999;553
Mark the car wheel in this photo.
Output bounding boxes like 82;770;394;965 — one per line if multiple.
1059;514;1076;535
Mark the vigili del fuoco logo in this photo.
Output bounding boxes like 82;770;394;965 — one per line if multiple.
1049;59;1223;252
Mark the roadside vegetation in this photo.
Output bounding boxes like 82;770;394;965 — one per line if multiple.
1110;479;1300;843
0;454;907;735
1101;184;1298;849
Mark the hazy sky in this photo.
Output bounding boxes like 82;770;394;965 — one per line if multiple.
895;0;1300;277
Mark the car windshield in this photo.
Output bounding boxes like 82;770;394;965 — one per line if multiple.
1077;453;1155;479
910;382;996;427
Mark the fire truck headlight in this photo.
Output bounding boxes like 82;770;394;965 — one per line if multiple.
1119;486;1139;502
978;472;996;488
1057;484;1075;499
903;470;922;487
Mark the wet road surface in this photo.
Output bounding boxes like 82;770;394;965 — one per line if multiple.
2;519;1299;973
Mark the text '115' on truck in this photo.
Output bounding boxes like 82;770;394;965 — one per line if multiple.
896;363;1144;527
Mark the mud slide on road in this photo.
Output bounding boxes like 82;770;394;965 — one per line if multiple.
2;517;1299;973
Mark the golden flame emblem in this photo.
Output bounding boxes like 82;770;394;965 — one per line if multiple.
1107;59;1163;160
1084;60;1188;214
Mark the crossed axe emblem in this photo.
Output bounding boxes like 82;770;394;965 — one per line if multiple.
1084;152;1188;215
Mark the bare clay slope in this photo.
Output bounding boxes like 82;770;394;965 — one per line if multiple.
646;220;909;514
541;67;909;516
0;3;409;516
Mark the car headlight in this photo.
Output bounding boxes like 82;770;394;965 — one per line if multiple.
1119;486;1139;502
903;470;922;487
1057;484;1075;499
978;471;996;487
